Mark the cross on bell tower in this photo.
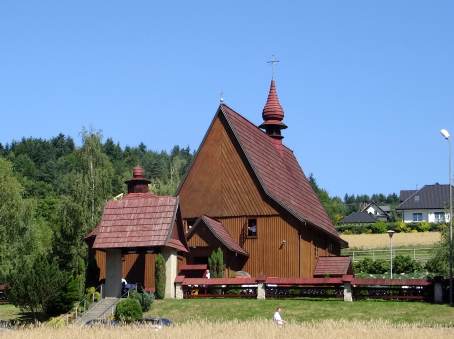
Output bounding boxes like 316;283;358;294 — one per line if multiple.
267;55;280;79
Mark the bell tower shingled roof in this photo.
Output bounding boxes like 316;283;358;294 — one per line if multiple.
259;79;287;141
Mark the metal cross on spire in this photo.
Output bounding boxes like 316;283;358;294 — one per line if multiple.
267;55;280;79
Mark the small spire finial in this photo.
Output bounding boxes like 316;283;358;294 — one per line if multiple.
266;55;280;79
220;90;224;103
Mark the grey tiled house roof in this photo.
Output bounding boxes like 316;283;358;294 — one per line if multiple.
397;184;454;210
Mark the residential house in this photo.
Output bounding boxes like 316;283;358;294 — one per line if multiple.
396;183;453;223
340;201;391;224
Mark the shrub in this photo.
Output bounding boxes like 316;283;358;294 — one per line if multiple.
85;287;101;303
354;258;388;274
8;256;80;319
45;276;82;317
208;248;225;278
353;257;373;274
114;298;142;323
129;290;154;312
393;255;421;274
155;254;166;299
430;223;446;232
395;221;410;233
369;259;388;274
416;222;430;232
371;221;387;234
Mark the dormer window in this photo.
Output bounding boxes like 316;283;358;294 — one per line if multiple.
247;219;257;238
414;195;420;202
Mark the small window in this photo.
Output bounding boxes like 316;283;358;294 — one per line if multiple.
247;219;257;237
434;212;445;223
413;213;423;222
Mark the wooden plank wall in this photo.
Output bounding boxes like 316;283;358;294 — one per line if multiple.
179;116;277;219
144;253;155;291
216;216;301;277
95;250;106;281
184;216;338;278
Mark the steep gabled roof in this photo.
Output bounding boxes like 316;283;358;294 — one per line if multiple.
361;201;390;216
396;184;454;210
218;104;343;243
339;211;377;224
187;215;248;256
93;193;187;251
314;256;352;277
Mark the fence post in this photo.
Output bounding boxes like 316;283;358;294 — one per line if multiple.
433;278;444;303
342;275;353;302
414;248;416;260
256;277;266;300
175;282;184;299
352;252;355;262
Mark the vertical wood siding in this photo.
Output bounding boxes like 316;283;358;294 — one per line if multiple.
95;250;106;281
144;253;155;291
179;116;277;218
184;215;339;278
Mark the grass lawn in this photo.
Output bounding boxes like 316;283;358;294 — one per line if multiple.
0;303;21;320
145;299;454;326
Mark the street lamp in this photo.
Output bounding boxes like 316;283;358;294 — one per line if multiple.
387;230;395;279
440;128;453;306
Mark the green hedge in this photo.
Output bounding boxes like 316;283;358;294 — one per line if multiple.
353;255;422;274
337;221;445;235
114;298;143;323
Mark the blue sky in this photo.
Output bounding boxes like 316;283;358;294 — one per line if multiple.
1;1;453;197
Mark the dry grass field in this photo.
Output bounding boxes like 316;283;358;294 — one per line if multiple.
2;320;453;339
341;232;441;249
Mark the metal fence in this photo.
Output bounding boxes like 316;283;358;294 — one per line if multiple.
343;247;435;263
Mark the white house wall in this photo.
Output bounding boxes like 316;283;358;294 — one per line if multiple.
365;206;379;215
402;210;451;223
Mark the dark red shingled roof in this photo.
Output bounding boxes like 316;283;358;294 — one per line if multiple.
93;193;187;251
219;104;344;244
187;216;248;256
314;256;352;277
262;79;285;122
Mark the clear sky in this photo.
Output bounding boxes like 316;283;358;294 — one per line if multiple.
1;1;453;197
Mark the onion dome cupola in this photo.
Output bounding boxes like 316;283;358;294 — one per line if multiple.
259;79;287;140
125;166;151;193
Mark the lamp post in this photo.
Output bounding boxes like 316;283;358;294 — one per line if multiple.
387;230;395;279
440;128;453;306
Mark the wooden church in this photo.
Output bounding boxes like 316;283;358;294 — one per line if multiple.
178;80;348;278
87;79;349;296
